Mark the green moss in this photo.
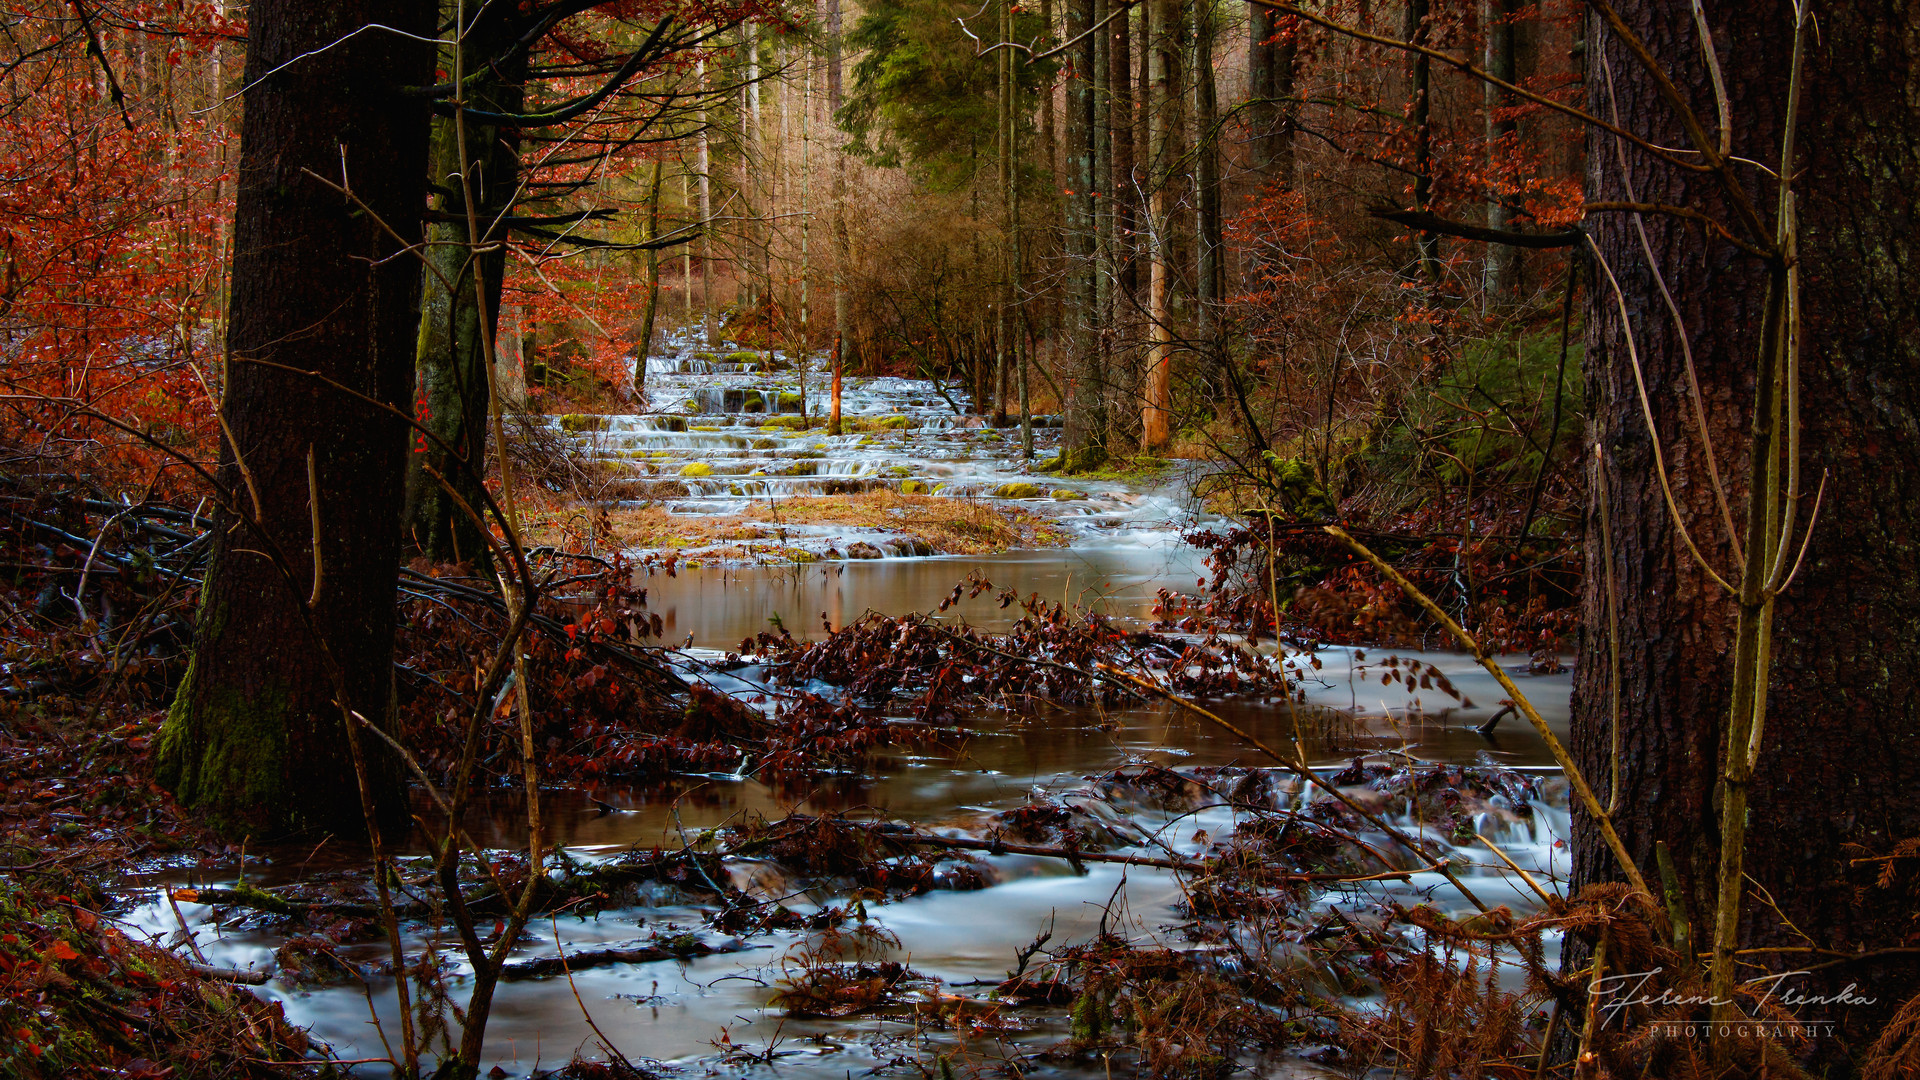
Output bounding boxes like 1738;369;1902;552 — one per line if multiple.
1049;444;1108;474
879;415;911;429
679;462;714;477
884;465;912;478
1258;453;1338;520
154;653;293;837
558;413;610;432
726;350;762;365
1050;488;1088;501
994;482;1043;499
900;480;929;495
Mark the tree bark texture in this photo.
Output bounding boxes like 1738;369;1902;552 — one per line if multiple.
404;4;526;570
1573;0;1920;1061
157;0;436;838
1061;0;1105;459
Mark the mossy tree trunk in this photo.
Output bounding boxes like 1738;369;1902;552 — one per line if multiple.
157;0;435;839
403;4;527;571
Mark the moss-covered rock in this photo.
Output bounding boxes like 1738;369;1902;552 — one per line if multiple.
900;479;929;495
1050;488;1088;501
994;482;1043;499
1050;444;1108;474
679;462;715;477
559;413;610;432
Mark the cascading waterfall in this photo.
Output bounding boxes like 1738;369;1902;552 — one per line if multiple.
559;330;1182;546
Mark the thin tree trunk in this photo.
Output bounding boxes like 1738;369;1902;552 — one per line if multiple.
995;0;1014;426
1405;0;1438;279
404;3;524;570
1482;0;1518;300
1141;0;1179;451
697;59;714;342
829;0;849;429
1110;0;1136;301
1061;0;1103;462
1191;0;1221;331
636;159;665;394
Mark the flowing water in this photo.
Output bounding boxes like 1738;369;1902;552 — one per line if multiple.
125;336;1574;1077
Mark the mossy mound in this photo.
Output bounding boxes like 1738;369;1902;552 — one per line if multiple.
1048;445;1108;474
679;462;715;477
994;482;1043;499
1050;489;1089;501
558;413;611;433
900;480;929;495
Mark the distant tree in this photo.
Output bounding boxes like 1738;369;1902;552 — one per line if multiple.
838;0;1052;191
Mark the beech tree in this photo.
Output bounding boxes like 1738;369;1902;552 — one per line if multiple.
156;1;437;837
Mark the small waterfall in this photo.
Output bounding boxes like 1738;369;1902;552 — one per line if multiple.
548;327;1190;549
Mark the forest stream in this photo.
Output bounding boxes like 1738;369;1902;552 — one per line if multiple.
121;345;1575;1079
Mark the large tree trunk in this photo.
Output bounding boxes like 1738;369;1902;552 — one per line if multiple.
404;3;525;570
157;0;435;839
1573;0;1920;1064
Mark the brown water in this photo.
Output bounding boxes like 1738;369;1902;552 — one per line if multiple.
130;541;1574;1077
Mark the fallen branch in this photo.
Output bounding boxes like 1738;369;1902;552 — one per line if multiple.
500;937;762;980
187;961;269;985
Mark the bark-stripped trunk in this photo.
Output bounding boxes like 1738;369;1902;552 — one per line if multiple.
1572;0;1920;1066
157;0;434;838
